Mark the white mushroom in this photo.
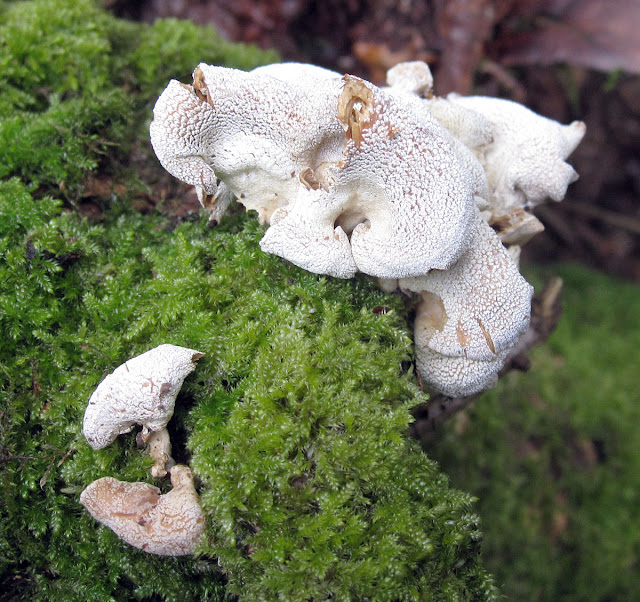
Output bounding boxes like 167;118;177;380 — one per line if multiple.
260;75;480;279
83;344;204;450
150;63;345;225
80;465;205;556
149;61;585;397
446;93;586;214
414;341;508;399
400;210;533;396
385;60;585;246
385;61;434;98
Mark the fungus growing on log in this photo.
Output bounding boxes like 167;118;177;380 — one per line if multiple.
149;61;585;397
80;465;205;556
82;344;204;450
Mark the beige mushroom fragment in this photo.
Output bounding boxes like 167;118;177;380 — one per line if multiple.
83;344;204;450
80;465;205;556
400;211;533;396
140;427;175;479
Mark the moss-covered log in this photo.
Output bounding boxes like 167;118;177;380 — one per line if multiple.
0;1;496;599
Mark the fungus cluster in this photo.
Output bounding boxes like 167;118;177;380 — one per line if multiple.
80;345;205;556
150;61;585;397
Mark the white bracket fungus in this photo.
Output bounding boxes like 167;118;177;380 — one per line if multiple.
150;63;345;225
260;75;478;279
80;465;205;556
149;61;585;397
83;344;204;450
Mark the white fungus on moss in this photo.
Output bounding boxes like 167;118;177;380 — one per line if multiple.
82;344;204;450
150;63;345;225
80;465;205;556
261;75;478;279
149;60;585;397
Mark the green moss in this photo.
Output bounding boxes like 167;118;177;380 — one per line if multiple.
0;1;495;599
0;0;277;194
430;264;640;601
1;185;496;599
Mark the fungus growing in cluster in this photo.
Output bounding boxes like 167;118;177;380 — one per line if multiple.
80;465;205;556
82;344;204;450
149;61;585;397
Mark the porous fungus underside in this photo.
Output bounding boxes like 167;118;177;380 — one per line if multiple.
0;1;496;600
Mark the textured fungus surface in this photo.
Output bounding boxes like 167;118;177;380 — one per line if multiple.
448;94;586;211
82;344;204;449
80;465;205;556
261;75;478;279
149;60;584;397
401;211;533;395
150;63;345;225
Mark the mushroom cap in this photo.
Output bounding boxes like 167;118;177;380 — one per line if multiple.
402;211;533;362
150;79;221;199
447;94;586;212
251;61;342;84
260;186;358;278
261;75;479;279
80;465;205;556
400;210;532;396
150;63;346;225
415;343;507;398
425;96;494;155
82;344;204;450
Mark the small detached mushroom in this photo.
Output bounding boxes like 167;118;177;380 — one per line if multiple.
83;344;204;450
80;465;205;556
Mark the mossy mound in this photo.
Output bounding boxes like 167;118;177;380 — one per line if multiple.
0;1;496;599
430;264;640;601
